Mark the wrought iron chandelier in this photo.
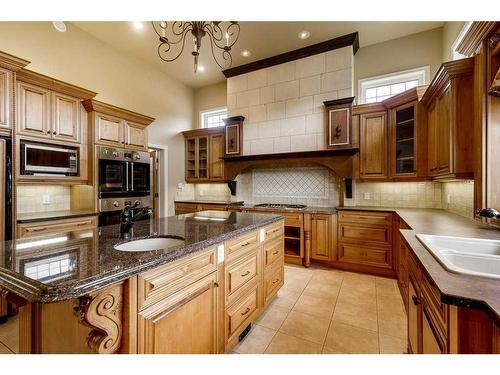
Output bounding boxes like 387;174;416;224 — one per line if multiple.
151;21;240;73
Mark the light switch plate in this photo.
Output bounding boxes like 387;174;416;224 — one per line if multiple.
363;192;371;200
259;228;266;243
217;244;225;264
42;195;50;204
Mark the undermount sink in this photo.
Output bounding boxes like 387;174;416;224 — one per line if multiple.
416;234;500;280
114;236;185;252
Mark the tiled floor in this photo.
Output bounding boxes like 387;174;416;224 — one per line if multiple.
233;265;408;354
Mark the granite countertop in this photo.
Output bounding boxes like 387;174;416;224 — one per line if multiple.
17;210;99;224
0;211;283;303
174;199;244;205
337;206;500;323
232;204;337;214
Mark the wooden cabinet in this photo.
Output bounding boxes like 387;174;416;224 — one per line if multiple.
310;214;335;261
138;272;219;354
52;92;81;143
83;99;154;151
422;306;446;354
0;67;12;131
174;202;229;215
182;127;225;183
16;216;97;239
17;81;51;139
421;58;475;179
336;210;394;277
359;110;388;179
323;97;355;149
408;276;420;354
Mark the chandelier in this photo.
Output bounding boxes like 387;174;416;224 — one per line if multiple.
151;21;240;73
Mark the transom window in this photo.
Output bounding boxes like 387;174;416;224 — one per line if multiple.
359;66;430;104
200;108;228;128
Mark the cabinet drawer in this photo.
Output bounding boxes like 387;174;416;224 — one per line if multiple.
338;243;391;268
225;230;260;261
263;237;284;268
17;216;96;238
174;203;199;214
199;204;227;211
283;212;302;227
225;248;260;305
263;262;284;307
421;271;448;336
138;247;217;310
264;221;284;242
225;282;260;346
339;224;391;246
338;210;392;226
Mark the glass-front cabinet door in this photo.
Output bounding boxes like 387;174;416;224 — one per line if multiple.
185;136;209;182
197;136;208;179
390;101;417;178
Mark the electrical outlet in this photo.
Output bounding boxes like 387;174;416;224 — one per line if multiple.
363;192;371;200
447;194;451;204
42;195;51;205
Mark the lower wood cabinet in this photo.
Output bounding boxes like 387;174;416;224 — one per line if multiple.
138;272;219;354
174;202;229;215
16;216;97;239
310;214;335;261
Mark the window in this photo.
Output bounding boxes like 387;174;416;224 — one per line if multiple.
358;66;430;104
200;108;228;128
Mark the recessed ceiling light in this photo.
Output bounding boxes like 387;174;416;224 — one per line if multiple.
197;65;205;72
132;22;144;30
298;30;310;40
52;22;67;33
240;50;251;57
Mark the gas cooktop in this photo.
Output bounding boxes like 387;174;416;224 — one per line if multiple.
254;203;307;211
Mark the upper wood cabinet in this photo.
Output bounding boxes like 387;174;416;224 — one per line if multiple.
421;58;475;179
182;127;225;183
359;108;388;180
0;52;29;132
16;69;96;144
83;99;154;151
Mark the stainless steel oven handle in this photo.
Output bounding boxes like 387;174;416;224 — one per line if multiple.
131;163;134;191
125;162;129;191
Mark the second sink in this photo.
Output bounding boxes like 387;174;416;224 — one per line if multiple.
114;236;185;252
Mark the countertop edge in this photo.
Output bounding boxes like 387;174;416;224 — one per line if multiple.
17;211;99;224
0;215;284;304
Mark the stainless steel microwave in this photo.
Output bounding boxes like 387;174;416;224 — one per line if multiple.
20;141;78;176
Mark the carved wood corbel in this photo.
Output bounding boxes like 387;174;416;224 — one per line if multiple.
74;283;124;354
488;32;500;97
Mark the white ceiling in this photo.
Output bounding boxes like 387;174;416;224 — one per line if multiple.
73;21;444;89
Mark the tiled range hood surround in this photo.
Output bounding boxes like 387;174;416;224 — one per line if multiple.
225;37;356;156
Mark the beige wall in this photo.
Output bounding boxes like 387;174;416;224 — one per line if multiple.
442;22;466;61
0;22;194;216
354;27;443;97
193;81;227;128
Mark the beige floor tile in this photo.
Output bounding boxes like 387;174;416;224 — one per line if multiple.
233;325;277;354
337;287;377;310
265;332;323;354
302;279;341;299
324;321;379;354
0;315;18;353
377;294;405;317
379;333;407;354
271;288;301;310
279;310;330;344
280;277;310;294
378;308;407;339
332;299;378;332
257;304;290;330
375;277;400;298
293;293;336;320
311;269;344;284
322;345;345;354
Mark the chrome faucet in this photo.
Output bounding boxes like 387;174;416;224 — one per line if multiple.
120;201;152;239
476;208;500;219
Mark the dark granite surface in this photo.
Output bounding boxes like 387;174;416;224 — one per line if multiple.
337;206;500;323
0;211;282;303
17;210;99;224
174;199;244;205
230;204;337;214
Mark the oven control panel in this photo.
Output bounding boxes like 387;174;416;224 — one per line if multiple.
99;196;152;212
98;146;150;164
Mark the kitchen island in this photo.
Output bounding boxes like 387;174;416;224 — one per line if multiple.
0;211;285;354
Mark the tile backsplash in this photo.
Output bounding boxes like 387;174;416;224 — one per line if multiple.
17;185;70;214
236;166;340;207
441;180;474;219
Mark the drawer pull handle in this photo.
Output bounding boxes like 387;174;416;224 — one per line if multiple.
269;228;280;234
240;270;251;277
241;241;251;247
240;307;251;316
29;227;47;232
272;250;279;255
412;295;421;306
272;278;279;284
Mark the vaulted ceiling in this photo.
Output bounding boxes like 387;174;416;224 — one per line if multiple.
73;21;444;88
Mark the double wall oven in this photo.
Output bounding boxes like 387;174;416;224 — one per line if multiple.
98;146;151;226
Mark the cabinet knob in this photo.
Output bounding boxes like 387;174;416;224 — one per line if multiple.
412;295;421;305
335;124;342;138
